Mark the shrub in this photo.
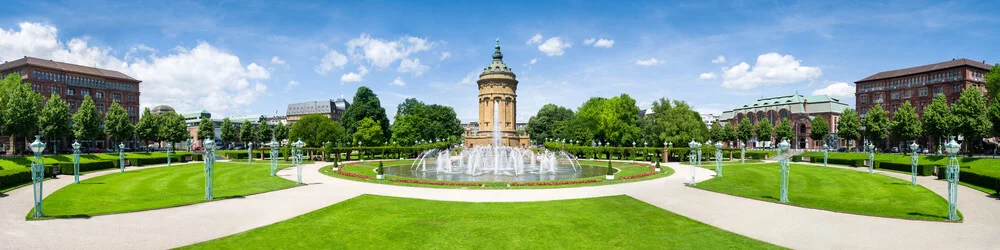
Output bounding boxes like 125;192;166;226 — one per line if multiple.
0;168;32;190
622;172;657;179
510;179;600;186
877;162;935;176
607;161;614;175
377;162;385;175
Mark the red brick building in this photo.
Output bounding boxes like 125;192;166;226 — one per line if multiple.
0;57;141;152
718;94;849;150
854;58;992;149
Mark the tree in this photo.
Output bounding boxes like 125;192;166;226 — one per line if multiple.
737;119;754;144
273;122;288;143
289;114;345;147
257;117;273;142
890;101;922;143
563;97;605;143
708;122;725;142
39;93;71;153
757;120;773;145
597;94;642;146
526;104;574;142
72;95;102;147
989;96;1000;138
723;122;738;146
837;108;861;151
774;118;794;142
352;117;383;146
159;112;188;149
1;73;43;154
239;120;253;144
134;107;160;147
197;117;215;142
220;118;237;145
809;116;829;144
104;102;133;146
985;63;1000;104
863;104;890;147
648;98;707;146
922;94;954;152
342;86;391;142
951;88;990;152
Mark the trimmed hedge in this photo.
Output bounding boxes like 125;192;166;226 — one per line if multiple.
936;166;1000;194
1;168;32;190
877;162;935;176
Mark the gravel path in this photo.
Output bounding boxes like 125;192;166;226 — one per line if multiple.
1;160;997;249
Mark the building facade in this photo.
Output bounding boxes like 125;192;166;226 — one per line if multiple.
718;94;848;149
285;98;350;124
464;40;529;147
0;57;141;152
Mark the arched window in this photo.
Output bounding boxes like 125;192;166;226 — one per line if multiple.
799;124;807;134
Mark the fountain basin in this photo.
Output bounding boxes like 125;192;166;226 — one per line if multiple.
385;164;607;182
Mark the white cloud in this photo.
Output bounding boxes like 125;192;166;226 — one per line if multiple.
340;65;368;84
397;58;429;76
458;71;479;85
721;53;822;90
285;80;300;91
537;37;571;56
526;34;543;45
812;82;855;98
635;58;661;66
0;22;271;115
583;38;596;45
390;77;406;86
315;50;348;75
271;56;285;65
529;58;537;65
712;55;726;64
699;72;718;80
346;33;434;69
439;51;451;61
593;39;614;48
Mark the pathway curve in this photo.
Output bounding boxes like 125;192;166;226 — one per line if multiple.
0;160;997;249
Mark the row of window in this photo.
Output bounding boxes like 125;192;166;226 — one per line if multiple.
1;69;26;79
33;85;136;103
859;85;962;103
858;70;965;93
30;70;138;92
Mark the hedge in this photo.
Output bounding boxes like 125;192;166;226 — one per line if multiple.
877;162;935;176
936;166;1000;194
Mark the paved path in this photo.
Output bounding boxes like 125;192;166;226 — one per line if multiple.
1;160;998;249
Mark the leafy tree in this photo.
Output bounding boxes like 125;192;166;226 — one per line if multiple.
352;117;383;146
922;94;954;152
104;102;133;146
951;88;990;152
240;120;254;144
134;107;160;147
597;94;642;146
563;97;605;143
708;122;725;142
985;63;1000;104
257;117;273;142
159;112;188;149
289;114;345;147
723;122;738;146
197;117;215;142
39;93;71;153
220;118;237;145
774;118;794;142
273;122;289;143
390;98;463;145
809;116;829;144
890;101;922;143
837;108;861;151
989;95;1000;138
1;73;43;153
757;119;773;144
72;95;102;147
737;119;754;143
863;104;890;147
342;86;391;142
526;104;574;142
648;98;707;146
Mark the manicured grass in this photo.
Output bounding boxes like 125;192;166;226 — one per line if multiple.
33;162;299;218
181;195;781;249
694;163;957;221
0;152;194;170
798;152;1000;195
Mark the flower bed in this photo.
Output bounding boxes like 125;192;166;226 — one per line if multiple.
336;171;372;179
389;179;482;187
510;179;601;186
621;171;657;180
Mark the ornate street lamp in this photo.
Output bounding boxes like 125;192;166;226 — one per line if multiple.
822;143;829;167
777;139;791;203
29;136;46;218
909;141;919;185
714;141;724;177
269;138;279;176
740;142;746;165
167;142;173;167
118;142;125;173
295;138;305;184
866;142;876;174
247;142;253;164
203;137;216;200
72;140;81;184
944;137;961;221
688;139;697;186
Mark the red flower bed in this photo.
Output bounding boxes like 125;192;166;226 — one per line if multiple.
389;179;482;187
621;171;657;179
510;179;601;186
336;171;372;179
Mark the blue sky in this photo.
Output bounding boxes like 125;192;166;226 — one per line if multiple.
2;0;998;122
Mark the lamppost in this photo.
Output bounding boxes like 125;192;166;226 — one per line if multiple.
822;143;829;167
714;141;723;177
29;136;46;218
203;137;216;200
944;137;961;221
295;138;305;185
866;142;875;174
688;139;697;186
740;142;746;165
357;141;363;162
909;141;919;185
167;142;173;167
118;142;125;173
72;140;81;184
777;139;791;203
631;141;636;162
269;138;279;176
247;142;253;164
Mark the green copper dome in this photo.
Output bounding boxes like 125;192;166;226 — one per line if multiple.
481;38;515;77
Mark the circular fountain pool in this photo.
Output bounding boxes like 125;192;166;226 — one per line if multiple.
386;164;607;182
397;146;606;182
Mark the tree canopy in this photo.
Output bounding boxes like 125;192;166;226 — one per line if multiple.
197;117;215;141
809;116;829;142
72;95;102;143
289;113;345;147
862;104;890;145
135;107;160;144
951;87;990;139
342;86;391;143
39;93;71;150
391;98;463;146
737;119;754;143
1;73;43;151
757;120;773;143
257;117;273;141
774;118;794;142
921;93;954;146
526;104;574;142
985;63;1000;104
159;112;189;146
352;117;383;146
889;101;922;142
220;118;237;145
239;120;254;143
104;102;133;144
648;98;707;146
837;108;861;150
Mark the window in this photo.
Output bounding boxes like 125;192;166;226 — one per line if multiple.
113;94;121;103
860;95;868;103
903;90;912;99
96;92;103;99
67;88;75;96
97;104;104;113
32;84;41;92
934;86;944;95
69;102;75;110
919;88;928;97
50;86;58;94
954;84;962;93
890;91;899;100
128;95;134;102
82;90;89;96
874;93;884;103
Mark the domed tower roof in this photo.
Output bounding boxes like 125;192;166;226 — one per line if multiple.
480;38;516;77
151;105;175;115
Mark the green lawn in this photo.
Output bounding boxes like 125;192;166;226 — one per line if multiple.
797;152;1000;196
0;152;195;170
694;163;956;221
33;162;299;218
180;195;781;249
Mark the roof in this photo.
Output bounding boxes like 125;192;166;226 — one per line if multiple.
286;99;350;116
857;58;993;83
725;94;848;115
480;39;515;77
0;56;140;82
